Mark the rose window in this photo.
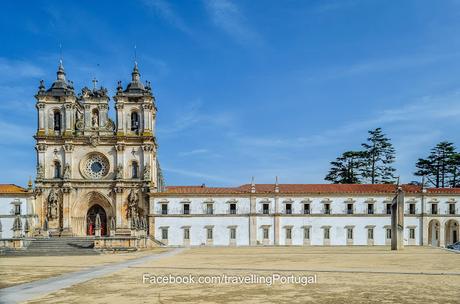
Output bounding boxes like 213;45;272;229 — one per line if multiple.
83;154;109;179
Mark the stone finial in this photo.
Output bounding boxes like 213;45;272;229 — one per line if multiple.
28;177;33;190
132;62;140;82
251;176;256;193
57;60;66;82
275;176;280;193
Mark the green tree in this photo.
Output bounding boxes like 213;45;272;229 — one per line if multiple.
361;128;396;184
325;151;366;184
448;153;460;187
414;141;456;188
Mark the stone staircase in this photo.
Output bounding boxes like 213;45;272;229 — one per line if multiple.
1;237;101;256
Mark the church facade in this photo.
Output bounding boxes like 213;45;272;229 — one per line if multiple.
33;61;162;238
6;61;457;249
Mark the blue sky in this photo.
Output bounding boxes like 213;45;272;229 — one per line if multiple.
1;0;460;187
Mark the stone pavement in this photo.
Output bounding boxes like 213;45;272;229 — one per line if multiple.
0;248;184;304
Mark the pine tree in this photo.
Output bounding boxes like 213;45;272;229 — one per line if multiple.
325;151;366;184
448;153;460;188
361;128;396;184
414;141;456;188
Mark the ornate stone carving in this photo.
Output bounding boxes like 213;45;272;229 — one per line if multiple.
36;144;47;152
36;164;44;179
115;165;123;180
143;164;151;181
63;163;71;179
47;188;61;220
116;144;125;151
88;135;99;147
64;144;74;152
104;118;115;131
127;189;139;220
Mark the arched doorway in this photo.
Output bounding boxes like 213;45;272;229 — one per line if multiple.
445;220;459;245
86;204;107;236
428;220;440;247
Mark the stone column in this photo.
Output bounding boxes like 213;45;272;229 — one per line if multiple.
37;103;46;134
274;196;280;246
114;187;124;228
391;187;404;250
115;103;124;135
64;103;73;135
249;195;257;246
440;222;446;247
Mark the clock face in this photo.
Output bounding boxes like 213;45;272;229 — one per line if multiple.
83;153;109;179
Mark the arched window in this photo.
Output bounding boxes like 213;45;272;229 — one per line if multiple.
54;161;61;178
53;111;61;131
131;112;139;133
132;161;139;178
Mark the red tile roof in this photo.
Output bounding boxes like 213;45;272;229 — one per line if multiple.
163;184;424;195
426;188;460;194
0;184;28;194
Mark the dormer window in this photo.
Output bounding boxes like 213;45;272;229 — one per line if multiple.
53;110;61;131
54;161;61;178
131;112;139;133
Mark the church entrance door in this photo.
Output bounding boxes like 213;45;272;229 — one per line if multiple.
86;204;107;236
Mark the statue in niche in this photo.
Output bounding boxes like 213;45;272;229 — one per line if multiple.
91;111;99;127
47;188;60;220
127;189;139;220
143;164;151;181
63;163;71;179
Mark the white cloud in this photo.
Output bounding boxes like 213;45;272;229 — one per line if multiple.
204;0;261;45
163;167;238;185
0;58;45;80
141;0;192;35
158;101;235;136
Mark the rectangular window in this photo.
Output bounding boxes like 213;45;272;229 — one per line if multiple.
409;203;416;215
409;228;415;239
263;228;269;239
285;203;292;214
229;203;237;214
304;227;310;240
207;228;213;240
347;203;353;214
230;228;236;239
183;228;190;240
303;203;310;214
431;204;438;215
161;204;168;215
161;228;168;240
386;228;391;239
14;204;21;215
324;228;330;239
347;228;353;240
183;203;190;215
206;203;213;215
368;204;374;215
386;203;391;215
324;203;331;214
368;228;374;240
449;203;456;215
286;228;292;239
263;203;269;214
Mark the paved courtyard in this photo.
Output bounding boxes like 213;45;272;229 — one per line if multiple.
1;246;460;303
